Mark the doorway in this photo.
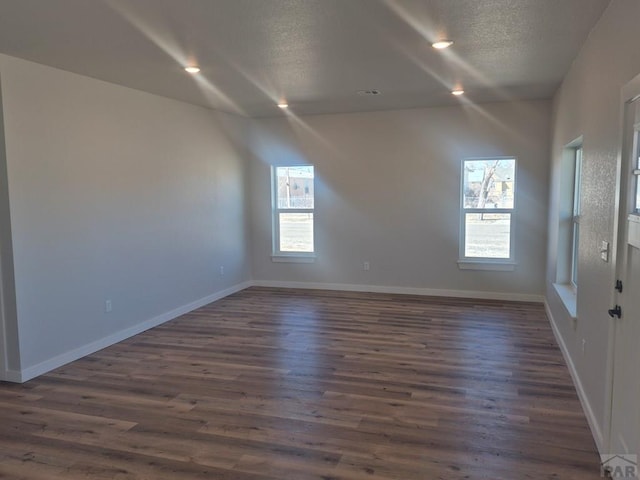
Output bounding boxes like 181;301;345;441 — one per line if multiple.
608;73;640;472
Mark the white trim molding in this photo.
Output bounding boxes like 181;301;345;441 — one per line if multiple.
15;281;251;383
271;254;316;263
8;280;546;383
544;299;604;452
251;280;544;303
552;282;577;319
457;260;517;271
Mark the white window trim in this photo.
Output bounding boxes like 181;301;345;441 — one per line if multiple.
271;253;316;263
570;146;583;288
633;126;640;214
553;282;577;319
457;259;517;271
458;157;517;270
554;139;582;316
271;165;315;259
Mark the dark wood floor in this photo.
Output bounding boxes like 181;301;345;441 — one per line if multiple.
0;287;601;479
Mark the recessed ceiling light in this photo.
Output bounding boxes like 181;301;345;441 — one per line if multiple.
432;40;454;50
277;102;289;109
184;66;200;74
451;89;465;96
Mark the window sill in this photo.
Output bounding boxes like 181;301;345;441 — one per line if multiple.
553;283;577;319
457;260;517;271
271;254;316;264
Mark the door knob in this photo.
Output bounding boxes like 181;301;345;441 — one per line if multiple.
608;305;622;318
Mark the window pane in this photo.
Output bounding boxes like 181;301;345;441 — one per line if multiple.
573;148;582;216
463;159;515;209
279;213;314;252
571;223;580;286
276;166;314;209
465;213;511;258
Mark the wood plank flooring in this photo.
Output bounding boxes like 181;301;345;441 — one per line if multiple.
0;287;601;479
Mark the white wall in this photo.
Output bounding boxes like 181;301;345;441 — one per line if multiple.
546;0;640;451
0;54;251;380
248;100;551;299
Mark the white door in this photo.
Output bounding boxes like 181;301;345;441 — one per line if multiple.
609;78;640;476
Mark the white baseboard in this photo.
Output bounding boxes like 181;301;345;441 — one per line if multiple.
544;300;604;452
17;281;251;383
250;280;544;303
9;279;543;383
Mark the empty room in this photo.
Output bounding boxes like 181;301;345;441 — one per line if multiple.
0;0;639;478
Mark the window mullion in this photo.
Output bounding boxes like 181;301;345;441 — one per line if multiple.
277;208;313;214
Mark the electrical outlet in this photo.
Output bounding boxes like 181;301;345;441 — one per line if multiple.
363;261;370;271
220;265;225;276
105;299;112;313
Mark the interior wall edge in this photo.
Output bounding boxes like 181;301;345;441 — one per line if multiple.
0;71;21;380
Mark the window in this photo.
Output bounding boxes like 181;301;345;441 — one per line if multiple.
272;165;315;258
570;147;583;287
460;158;516;266
634;130;640;213
553;142;582;318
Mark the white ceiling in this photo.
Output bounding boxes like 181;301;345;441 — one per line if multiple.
0;0;610;117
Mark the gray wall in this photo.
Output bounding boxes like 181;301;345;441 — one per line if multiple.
546;0;640;451
0;2;632;457
248;101;551;298
0;54;251;377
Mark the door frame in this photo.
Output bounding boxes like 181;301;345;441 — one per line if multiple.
605;71;640;453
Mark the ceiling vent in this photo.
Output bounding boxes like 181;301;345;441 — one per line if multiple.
357;89;381;96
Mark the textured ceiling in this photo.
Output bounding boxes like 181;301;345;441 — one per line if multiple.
0;0;611;117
